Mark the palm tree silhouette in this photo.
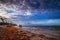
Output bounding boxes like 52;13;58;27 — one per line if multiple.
0;16;10;25
0;16;5;23
0;16;17;26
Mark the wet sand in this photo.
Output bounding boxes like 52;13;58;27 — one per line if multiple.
22;27;60;40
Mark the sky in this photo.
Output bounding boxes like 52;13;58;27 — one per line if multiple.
0;0;60;25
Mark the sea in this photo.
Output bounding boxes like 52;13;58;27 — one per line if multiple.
21;26;60;40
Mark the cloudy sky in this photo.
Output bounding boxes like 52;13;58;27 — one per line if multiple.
0;0;60;25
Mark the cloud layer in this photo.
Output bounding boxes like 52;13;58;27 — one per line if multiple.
0;0;60;25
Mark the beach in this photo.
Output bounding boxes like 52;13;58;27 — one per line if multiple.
0;26;59;40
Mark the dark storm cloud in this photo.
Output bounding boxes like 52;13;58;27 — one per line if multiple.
0;0;21;4
43;0;60;9
0;0;60;9
26;0;40;9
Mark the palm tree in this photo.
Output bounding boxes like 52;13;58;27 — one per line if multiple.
0;16;5;23
0;16;10;25
0;16;17;26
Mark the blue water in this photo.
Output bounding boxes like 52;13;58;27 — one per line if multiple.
24;25;60;31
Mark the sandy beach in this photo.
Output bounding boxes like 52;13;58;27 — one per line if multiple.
0;26;59;40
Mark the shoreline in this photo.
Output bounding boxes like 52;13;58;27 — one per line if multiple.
0;26;58;40
22;27;60;40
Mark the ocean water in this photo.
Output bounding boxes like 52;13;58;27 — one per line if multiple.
22;26;60;40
